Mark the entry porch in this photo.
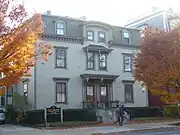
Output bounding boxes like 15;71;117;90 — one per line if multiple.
80;73;120;109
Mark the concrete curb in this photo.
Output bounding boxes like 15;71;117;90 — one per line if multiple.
91;127;180;135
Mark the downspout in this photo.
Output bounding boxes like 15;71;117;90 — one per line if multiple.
33;42;39;109
33;64;37;109
165;13;170;32
163;12;167;31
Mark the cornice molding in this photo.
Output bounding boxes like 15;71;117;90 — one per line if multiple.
42;34;84;44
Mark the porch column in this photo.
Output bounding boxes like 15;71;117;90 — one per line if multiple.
96;84;100;103
108;84;113;101
82;83;86;102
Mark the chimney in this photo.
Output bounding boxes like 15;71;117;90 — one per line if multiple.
152;7;158;12
79;16;86;21
167;8;173;13
46;10;51;15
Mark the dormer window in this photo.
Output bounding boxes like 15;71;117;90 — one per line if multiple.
56;22;65;35
98;32;105;42
87;31;94;41
123;32;130;44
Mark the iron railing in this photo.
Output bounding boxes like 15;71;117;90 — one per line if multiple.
82;100;120;109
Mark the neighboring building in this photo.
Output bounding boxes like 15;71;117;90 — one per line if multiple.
13;11;148;110
168;14;180;29
0;73;13;108
125;8;175;36
125;8;180;107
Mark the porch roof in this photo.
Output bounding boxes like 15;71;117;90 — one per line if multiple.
80;73;119;80
82;44;113;53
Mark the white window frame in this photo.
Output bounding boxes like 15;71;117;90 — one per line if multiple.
87;86;94;96
56;21;65;36
55;47;67;68
124;83;134;103
99;53;107;70
123;32;130;44
7;87;13;105
124;32;129;38
23;83;28;97
98;32;105;42
55;82;67;103
100;86;107;96
87;52;95;70
123;55;132;72
87;31;94;41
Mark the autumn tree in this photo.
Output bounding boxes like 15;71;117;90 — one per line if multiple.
134;26;180;104
0;0;52;94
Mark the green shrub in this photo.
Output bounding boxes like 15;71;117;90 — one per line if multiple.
5;106;28;123
63;109;97;121
13;93;30;110
5;106;18;123
19;109;61;125
19;109;44;125
126;107;162;118
5;92;30;123
163;106;180;118
19;109;97;125
16;108;27;122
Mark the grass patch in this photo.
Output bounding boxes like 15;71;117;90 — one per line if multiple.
170;122;180;126
133;117;174;120
128;117;179;124
49;121;99;127
36;121;100;128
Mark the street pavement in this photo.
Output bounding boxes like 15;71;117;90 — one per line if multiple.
120;130;180;135
0;123;179;135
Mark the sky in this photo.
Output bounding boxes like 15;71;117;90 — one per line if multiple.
16;0;180;26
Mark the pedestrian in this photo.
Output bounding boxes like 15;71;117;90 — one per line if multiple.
119;104;125;126
114;104;120;126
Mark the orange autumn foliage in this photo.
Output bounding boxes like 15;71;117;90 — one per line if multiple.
134;26;180;104
0;0;52;93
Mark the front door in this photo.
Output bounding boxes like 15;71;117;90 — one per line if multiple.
86;85;95;103
100;85;108;103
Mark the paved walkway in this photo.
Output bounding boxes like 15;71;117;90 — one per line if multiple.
117;130;180;135
0;121;179;135
51;122;178;135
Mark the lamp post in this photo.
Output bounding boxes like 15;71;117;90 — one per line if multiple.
140;81;149;106
142;87;146;93
140;81;146;92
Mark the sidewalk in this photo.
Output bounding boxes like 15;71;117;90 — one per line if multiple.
46;121;180;135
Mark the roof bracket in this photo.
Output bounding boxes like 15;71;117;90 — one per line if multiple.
86;77;89;82
101;77;104;83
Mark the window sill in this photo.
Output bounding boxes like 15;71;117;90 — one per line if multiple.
86;68;96;71
99;69;107;71
56;34;65;36
55;102;68;105
98;41;106;43
54;67;68;70
125;101;134;104
87;39;94;42
124;43;131;45
123;70;132;73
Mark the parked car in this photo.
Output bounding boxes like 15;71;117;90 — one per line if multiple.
0;109;5;124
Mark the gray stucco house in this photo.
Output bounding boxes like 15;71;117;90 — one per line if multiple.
10;11;148;110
